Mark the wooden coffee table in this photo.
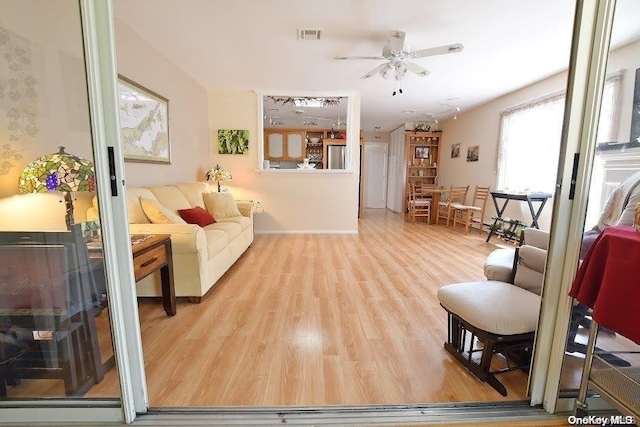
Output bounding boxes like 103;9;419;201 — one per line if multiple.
131;234;176;316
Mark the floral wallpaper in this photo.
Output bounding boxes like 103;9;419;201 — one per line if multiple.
0;26;39;176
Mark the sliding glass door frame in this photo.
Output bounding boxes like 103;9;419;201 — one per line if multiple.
528;0;617;412
80;0;148;420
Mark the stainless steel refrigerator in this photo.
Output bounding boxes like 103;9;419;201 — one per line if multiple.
327;145;346;169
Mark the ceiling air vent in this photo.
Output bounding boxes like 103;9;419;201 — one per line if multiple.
297;28;322;41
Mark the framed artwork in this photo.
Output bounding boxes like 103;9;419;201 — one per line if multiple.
467;145;479;162
218;129;250;154
451;143;460;158
631;68;640;143
117;75;170;164
414;146;430;159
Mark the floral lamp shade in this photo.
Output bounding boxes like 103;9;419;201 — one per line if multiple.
205;164;232;192
18;146;95;228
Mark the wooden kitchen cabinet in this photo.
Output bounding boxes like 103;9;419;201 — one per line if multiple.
266;132;285;159
286;132;304;159
264;130;305;161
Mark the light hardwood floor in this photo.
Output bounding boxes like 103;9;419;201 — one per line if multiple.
85;209;533;406
7;210;552;406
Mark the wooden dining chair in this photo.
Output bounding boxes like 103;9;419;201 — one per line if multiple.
408;183;432;223
437;185;469;226
453;185;491;234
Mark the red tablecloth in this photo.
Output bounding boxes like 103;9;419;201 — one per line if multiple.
569;226;640;344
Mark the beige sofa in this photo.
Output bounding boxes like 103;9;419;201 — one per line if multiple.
90;182;253;302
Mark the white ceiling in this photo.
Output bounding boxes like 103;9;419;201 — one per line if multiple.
113;0;640;132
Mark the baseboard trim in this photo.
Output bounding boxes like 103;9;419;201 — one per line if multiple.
254;230;358;235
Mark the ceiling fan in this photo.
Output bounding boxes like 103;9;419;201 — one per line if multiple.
335;30;463;94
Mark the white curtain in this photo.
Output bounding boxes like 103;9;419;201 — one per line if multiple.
497;71;623;193
497;93;565;193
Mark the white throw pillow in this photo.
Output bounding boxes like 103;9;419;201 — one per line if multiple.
203;192;241;219
139;197;186;224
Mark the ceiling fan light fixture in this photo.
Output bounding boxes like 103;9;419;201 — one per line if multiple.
394;63;408;81
379;64;393;80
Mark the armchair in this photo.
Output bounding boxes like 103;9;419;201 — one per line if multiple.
437;237;547;396
483;228;549;283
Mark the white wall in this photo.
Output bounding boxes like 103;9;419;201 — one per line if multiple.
0;0;92;200
0;7;209;228
439;39;640;231
208;90;361;233
114;18;210;187
360;130;390;143
0;0;95;228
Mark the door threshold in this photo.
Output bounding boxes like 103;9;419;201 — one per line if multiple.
129;401;567;426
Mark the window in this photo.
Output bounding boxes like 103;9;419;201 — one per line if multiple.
497;72;623;192
596;71;623;143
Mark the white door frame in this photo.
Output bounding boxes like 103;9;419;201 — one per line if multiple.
528;0;617;411
0;0;147;423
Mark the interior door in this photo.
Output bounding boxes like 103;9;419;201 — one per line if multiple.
364;143;388;208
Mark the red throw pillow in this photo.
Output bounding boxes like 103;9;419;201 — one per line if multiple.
177;206;216;227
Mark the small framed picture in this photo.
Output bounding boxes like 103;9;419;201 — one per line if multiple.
451;143;460;158
415;146;430;159
218;129;250;154
467;145;479;162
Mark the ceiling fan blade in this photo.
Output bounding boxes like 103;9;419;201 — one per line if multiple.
335;55;386;60
411;43;464;59
406;62;431;77
388;30;406;52
361;63;390;79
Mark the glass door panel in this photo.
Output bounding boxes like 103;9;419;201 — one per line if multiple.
557;0;640;398
0;0;120;401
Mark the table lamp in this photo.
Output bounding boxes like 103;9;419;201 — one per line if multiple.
205;164;232;192
18;146;95;230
